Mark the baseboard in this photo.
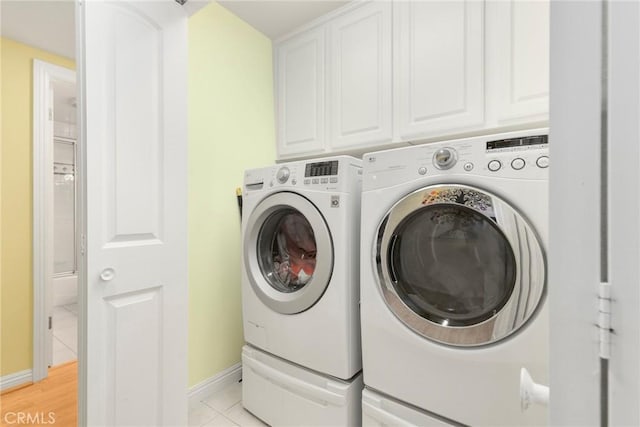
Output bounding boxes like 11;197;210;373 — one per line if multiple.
1;369;33;392
188;363;242;405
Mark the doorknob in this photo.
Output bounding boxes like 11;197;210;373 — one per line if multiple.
100;268;116;281
520;367;549;411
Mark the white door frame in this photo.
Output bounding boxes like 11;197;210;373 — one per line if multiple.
32;59;77;382
549;1;603;424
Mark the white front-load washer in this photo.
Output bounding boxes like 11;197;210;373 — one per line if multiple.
360;130;549;426
241;156;363;425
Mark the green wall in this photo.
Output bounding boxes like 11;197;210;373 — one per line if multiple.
188;2;276;387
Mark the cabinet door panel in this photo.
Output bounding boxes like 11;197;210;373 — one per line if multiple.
277;28;325;157
395;1;484;141
487;1;549;125
329;1;392;150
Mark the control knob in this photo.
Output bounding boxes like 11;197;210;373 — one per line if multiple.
433;148;457;170
276;167;290;183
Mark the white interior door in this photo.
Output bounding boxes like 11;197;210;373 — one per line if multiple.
79;1;188;425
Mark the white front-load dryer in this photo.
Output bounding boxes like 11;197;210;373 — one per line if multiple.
360;130;549;426
241;155;362;379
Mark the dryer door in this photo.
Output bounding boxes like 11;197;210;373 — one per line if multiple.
376;184;545;346
244;192;333;314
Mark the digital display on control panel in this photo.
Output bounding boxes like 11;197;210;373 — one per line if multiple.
305;161;339;177
486;135;548;150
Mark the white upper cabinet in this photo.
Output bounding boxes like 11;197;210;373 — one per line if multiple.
486;0;550;126
394;1;484;142
274;0;549;159
276;27;326;157
328;1;392;150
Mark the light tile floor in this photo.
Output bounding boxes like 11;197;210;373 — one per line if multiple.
52;304;78;366
188;381;268;427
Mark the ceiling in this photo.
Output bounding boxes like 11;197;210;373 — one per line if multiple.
0;1;348;59
1;0;76;59
217;1;349;39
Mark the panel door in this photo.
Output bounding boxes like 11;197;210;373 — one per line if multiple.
81;1;188;425
394;1;484;142
276;28;326;158
486;0;550;126
328;1;392;150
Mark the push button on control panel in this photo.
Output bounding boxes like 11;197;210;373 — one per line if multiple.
464;162;474;171
536;156;549;168
418;167;427;175
488;160;502;172
511;158;525;170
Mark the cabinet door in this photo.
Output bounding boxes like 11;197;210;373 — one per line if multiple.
486;1;549;126
328;1;392;150
276;28;326;158
394;1;484;141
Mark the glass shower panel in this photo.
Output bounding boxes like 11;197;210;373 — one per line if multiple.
54;139;76;275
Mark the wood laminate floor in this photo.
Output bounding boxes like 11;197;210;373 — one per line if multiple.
0;361;77;426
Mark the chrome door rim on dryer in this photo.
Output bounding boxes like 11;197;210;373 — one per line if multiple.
244;191;334;314
376;185;545;347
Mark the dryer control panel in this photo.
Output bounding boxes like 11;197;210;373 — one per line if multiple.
362;129;549;191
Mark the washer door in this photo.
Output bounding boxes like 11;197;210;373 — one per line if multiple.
376;184;545;346
244;192;333;314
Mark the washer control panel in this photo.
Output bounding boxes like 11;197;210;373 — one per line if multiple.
303;160;340;186
246;156;361;193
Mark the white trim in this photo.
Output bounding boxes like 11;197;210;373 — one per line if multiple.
188;363;242;406
0;370;33;392
75;1;88;424
32;59;76;382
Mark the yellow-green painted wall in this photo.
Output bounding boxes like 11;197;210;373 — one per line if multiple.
188;3;275;386
0;38;75;376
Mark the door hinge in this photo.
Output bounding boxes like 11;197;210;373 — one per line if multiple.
81;234;86;256
48;108;53;121
48;316;52;330
598;281;613;359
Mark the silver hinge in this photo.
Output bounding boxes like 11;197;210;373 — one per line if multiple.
48;316;52;330
598;282;612;359
81;234;86;256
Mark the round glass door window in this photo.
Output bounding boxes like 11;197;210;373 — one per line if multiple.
388;204;516;326
258;208;317;293
376;184;546;346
